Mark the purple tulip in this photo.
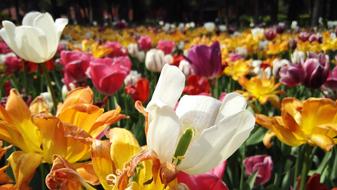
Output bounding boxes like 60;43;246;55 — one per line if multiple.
280;63;305;87
323;66;337;89
187;41;222;78
298;32;310;42
243;155;273;185
264;28;277;41
302;54;329;88
280;54;329;88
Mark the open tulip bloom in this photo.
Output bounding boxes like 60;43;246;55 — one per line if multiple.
145;64;255;174
0;12;68;63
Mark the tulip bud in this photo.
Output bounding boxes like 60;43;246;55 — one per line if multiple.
244;155;273;185
145;49;167;72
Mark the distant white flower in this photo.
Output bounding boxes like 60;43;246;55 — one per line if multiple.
178;59;191;76
145;49;167;72
251;27;264;39
236;47;248;57
124;70;142;85
204;22;216;32
218;25;227;32
291;50;305;63
272;59;290;76
291;21;299;31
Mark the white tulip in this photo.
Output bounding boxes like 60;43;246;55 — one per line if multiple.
291;21;299;31
146;64;255;174
178;59;191;76
251;27;264;39
128;43;145;62
0;12;68;63
145;49;167;72
291;50;305;64
124;70;141;85
272;59;290;76
204;22;216;32
218;25;227;32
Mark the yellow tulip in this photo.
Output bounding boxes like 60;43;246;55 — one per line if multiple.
224;59;252;81
256;97;337;151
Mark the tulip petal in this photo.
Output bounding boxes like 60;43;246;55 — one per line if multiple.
91;140;114;189
22;12;40;26
147;106;181;163
179;111;254;174
215;92;247;123
8;151;42;190
148;64;185;109
176;95;221;132
55;18;69;37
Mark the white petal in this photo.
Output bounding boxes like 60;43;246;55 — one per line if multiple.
33;12;57;58
215;92;247;123
179;111;255;174
22;11;41;26
147;64;185;109
147;106;181;163
176;95;221;132
54;18;68;36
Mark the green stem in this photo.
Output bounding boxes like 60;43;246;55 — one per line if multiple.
41;63;58;112
298;145;312;190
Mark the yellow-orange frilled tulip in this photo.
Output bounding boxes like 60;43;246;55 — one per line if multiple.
224;59;252;81
256;98;337;151
239;76;281;105
0;87;125;188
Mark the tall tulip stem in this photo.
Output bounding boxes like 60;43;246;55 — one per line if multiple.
41;63;58;112
298;145;312;190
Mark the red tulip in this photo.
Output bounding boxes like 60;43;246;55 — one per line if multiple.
303;174;329;190
137;35;152;51
264;28;277;41
125;77;150;103
183;75;211;95
177;161;228;190
156;40;175;54
244;155;273;185
60;50;91;85
88;56;131;95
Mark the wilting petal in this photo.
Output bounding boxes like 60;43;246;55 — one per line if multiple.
46;155;95;190
8;151;42;190
108;128;140;170
91;140;114;189
72;162;99;186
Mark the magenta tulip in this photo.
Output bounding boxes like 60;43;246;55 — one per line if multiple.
60;50;91;85
137;35;152;51
264;28;277;41
323;66;337;89
244;155;273;185
88;56;131;95
187;41;222;78
302;54;329;88
177;161;228;190
279;63;305;87
156;40;175;54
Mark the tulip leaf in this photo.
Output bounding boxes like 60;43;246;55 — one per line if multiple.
247;171;258;189
173;128;194;165
246;127;265;146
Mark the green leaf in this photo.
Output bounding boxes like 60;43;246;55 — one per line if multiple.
246;127;265;146
247;171;258;189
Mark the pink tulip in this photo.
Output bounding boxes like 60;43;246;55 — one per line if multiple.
243;155;273;185
104;41;127;57
137;35;152;51
156;40;175;54
177;161;228;190
88;56;131;95
4;55;22;74
60;50;91;85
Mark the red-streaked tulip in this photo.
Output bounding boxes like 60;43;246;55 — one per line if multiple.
243;155;273;185
88;56;131;95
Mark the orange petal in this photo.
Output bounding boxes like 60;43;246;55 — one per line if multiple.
309;134;334;152
7;151;42;190
57;87;94;115
4;89;31;123
73;162;99;186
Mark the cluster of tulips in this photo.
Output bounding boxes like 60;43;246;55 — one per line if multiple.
0;11;336;190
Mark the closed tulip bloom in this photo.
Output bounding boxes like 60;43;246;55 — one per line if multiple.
0;12;68;63
88;56;131;95
157;40;175;54
137;35;152;51
302;54;330;88
279;63;305;87
125;77;150;103
104;41;127;57
243;155;273;185
145;49;167;72
60;50;91;85
187;41;222;78
146;64;255;174
324;66;337;89
264;28;277;41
